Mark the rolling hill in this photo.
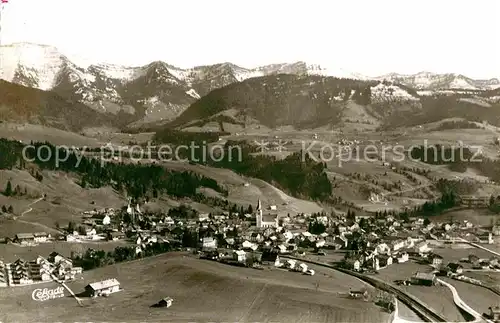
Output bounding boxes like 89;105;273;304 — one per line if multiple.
0;80;121;131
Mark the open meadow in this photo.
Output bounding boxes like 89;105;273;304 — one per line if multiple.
442;278;499;316
376;261;465;322
0;253;390;323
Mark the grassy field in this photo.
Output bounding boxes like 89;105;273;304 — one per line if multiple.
0;253;390;322
397;301;422;321
428;242;494;262
0;123;106;147
0;168;126;239
158;161;324;215
400;285;465;321
465;272;500;288
376;261;465;322
442;277;499;316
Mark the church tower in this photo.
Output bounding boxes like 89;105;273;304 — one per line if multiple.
256;199;263;228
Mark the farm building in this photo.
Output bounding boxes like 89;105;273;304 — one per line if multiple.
85;278;121;297
13;233;35;245
410;272;436;286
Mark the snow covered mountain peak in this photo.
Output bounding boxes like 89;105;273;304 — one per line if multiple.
0;42;69;90
376;71;500;91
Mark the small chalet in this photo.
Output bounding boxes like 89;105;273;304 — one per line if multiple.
430;254;443;268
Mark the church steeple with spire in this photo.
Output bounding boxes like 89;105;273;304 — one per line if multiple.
256;199;263;228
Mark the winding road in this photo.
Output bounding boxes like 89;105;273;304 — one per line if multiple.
436;278;493;323
17;197;44;218
13;197;64;234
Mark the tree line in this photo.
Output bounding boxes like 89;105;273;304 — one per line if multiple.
0;139;228;202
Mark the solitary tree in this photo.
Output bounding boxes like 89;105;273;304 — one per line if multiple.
4;181;12;196
7;205;13;213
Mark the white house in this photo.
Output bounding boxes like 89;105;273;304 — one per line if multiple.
242;240;254;249
298;263;308;273
86;228;97;237
353;260;361;271
33;232;50;243
415;241;430;253
315;239;326;248
102;215;111;225
277;244;287;253
390;240;405;252
198;213;210;222
234;250;246;263
85;278;121;297
376;243;391;255
202;237;217;249
396;252;409;263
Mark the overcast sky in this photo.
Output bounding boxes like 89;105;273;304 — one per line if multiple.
2;0;499;78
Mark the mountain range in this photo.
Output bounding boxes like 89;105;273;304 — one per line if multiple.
1;42;499;131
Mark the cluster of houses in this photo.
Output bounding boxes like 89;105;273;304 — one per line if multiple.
0;252;82;287
334;214;499;273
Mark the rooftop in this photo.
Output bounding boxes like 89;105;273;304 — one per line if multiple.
15;233;35;239
413;272;435;281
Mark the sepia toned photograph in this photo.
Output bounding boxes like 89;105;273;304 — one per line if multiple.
0;0;499;322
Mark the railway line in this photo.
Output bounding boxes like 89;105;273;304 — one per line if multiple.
286;256;447;322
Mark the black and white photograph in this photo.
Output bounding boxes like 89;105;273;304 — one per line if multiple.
0;0;499;322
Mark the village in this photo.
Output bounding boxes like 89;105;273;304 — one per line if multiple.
1;196;499;317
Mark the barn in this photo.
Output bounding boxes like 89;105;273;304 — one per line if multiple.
410;272;436;286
